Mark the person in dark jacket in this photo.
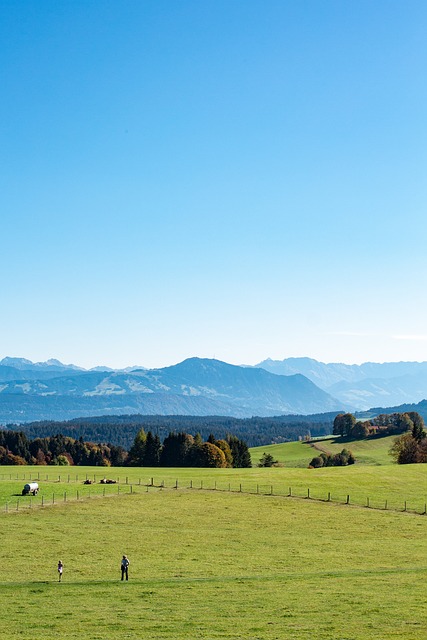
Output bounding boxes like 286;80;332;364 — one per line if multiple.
121;555;130;581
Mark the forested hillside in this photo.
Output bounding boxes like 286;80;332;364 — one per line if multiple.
3;412;337;448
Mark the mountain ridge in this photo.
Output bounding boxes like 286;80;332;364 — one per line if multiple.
255;357;427;409
0;356;344;423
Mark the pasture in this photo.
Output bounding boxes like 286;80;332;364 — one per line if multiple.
249;434;397;467
1;462;427;513
1;463;427;638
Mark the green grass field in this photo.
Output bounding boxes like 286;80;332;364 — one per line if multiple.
1;461;427;513
250;434;398;468
1;480;427;639
1;455;427;639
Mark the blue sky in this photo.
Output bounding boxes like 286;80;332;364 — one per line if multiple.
1;0;427;369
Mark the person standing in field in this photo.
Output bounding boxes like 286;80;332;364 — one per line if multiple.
121;555;130;581
57;560;63;582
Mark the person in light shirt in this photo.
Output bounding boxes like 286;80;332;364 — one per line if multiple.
57;560;63;582
121;555;130;581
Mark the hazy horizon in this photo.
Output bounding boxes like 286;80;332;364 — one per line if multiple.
3;353;427;372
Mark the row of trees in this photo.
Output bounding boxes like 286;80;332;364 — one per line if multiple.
127;430;251;468
0;430;126;466
332;411;427;465
0;428;251;468
332;411;425;440
9;412;335;449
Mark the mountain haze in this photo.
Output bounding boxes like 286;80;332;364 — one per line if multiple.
256;357;427;409
0;357;343;423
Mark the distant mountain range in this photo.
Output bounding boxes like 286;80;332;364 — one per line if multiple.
0;357;342;423
1;355;427;424
256;357;427;410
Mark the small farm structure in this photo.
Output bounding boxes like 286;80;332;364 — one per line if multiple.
22;482;39;496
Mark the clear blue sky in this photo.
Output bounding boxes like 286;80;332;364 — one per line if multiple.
1;0;427;369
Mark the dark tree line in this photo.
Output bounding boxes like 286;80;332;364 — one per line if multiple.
0;428;251;468
127;430;251;468
4;413;336;449
0;430;127;466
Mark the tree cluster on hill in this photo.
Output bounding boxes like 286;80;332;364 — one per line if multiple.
331;410;427;465
127;430;250;468
332;411;425;440
390;420;427;464
0;430;126;466
257;452;280;467
0;428;251;468
4;413;336;449
309;449;355;468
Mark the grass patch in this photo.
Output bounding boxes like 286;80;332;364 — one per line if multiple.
1;463;427;513
1;487;427;639
250;433;398;467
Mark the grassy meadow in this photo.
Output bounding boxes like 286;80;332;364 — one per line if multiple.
1;445;427;639
249;433;397;467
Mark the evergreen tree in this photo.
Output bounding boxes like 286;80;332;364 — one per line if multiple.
160;432;194;467
144;431;162;466
227;435;252;468
258;452;278;467
127;428;147;466
409;412;426;442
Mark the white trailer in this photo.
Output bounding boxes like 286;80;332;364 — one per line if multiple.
22;482;39;496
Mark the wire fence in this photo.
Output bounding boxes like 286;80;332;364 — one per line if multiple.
1;473;426;516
